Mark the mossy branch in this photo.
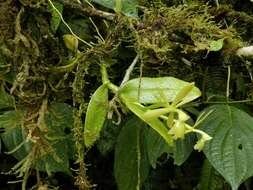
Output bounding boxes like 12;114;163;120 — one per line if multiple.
57;0;116;20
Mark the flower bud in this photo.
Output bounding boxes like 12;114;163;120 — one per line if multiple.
169;120;186;139
194;133;212;152
63;34;78;52
194;138;205;152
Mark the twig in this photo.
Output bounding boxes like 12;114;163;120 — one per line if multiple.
203;99;253;104
57;0;115;20
226;65;231;100
48;0;93;47
120;54;139;87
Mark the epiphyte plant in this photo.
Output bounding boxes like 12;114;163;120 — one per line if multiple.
84;56;212;152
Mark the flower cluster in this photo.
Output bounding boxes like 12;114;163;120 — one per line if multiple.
142;83;212;152
144;105;212;151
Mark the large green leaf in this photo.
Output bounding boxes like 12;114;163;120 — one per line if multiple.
92;0;138;17
173;133;195;165
97;119;121;156
145;127;195;168
119;77;201;105
199;159;224;190
199;105;253;190
114;117;149;190
84;84;108;147
1;103;75;174
0;110;31;160
145;128;171;168
35;102;76;174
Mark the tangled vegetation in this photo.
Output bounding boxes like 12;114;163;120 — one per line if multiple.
0;0;253;190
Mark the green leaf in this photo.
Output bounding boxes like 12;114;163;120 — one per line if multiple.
145;127;195;168
97;119;121;156
35;102;76;174
145;127;171;168
209;39;224;51
35;103;75;174
114;117;149;190
119;77;201;105
199;159;224;190
84;84;108;147
0;110;31;160
0;110;24;129
0;91;15;110
1;103;75;174
199;105;253;190
173;134;195;165
35;140;71;175
49;1;63;32
92;0;138;17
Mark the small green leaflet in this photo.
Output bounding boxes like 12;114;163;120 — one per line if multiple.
114;117;149;190
92;0;138;17
49;1;63;32
84;84;108;147
199;105;253;190
119;77;201;105
209;39;224;51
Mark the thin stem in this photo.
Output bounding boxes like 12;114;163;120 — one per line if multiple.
48;0;93;48
58;0;115;20
89;17;105;43
5;139;28;154
101;64;110;84
83;0;94;8
45;52;83;73
120;54;139;87
100;65;119;93
215;0;220;7
203;99;253;104
192;129;212;139
136;128;141;190
226;65;231;100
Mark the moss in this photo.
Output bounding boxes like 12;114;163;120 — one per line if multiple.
125;2;238;65
1;0;252;189
0;0;19;41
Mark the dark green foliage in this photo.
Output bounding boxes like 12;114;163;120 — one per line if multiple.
199;159;227;190
145;127;195;167
0;102;75;174
199;105;253;190
114;117;150;190
1;0;253;189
